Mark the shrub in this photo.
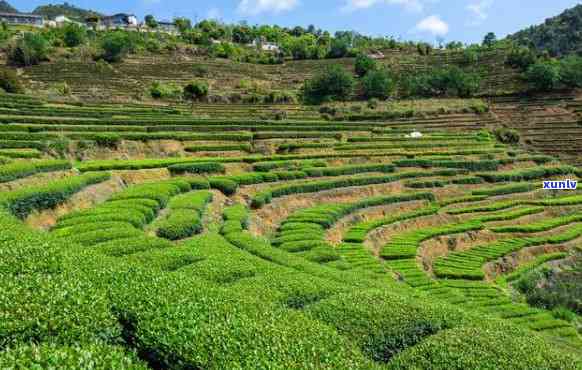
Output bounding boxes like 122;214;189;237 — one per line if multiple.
0;160;71;183
94;133;121;148
53;82;71;96
307;290;470;362
506;46;537;70
100;32;131;63
302;65;354;104
559;55;582;88
0;172;110;219
0;68;24;94
156;210;202;240
367;98;379;109
461;48;478;65
63;23;86;48
401;67;481;98
493;127;520;144
8;32;49;67
168;162;225;175
209;178;238;195
193;65;208;77
362;69;395;100
354;53;377;77
149;81;182;100
388;322;580;369
525;60;561;91
183;81;209;101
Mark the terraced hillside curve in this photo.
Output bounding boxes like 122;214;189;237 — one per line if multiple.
0;92;581;368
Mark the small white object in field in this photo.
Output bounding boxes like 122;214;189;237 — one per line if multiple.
408;131;423;138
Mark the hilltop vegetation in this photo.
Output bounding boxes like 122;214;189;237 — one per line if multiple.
0;0;17;13
32;2;102;21
509;4;582;56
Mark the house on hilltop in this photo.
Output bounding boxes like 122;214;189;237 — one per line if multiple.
100;13;138;30
0;12;43;27
45;14;85;28
156;21;178;35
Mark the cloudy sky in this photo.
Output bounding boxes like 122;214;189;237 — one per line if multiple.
14;0;582;44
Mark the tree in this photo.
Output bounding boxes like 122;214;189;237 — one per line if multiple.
354;53;376;77
174;17;192;34
302;65;354;104
559;55;582;88
63;23;86;47
145;15;158;28
8;32;49;67
506;46;537;70
483;32;497;48
183;81;209;104
100;32;131;63
525;60;561;91
362;69;395;100
327;37;350;58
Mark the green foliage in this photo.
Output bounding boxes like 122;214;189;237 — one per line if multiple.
94;133;121;148
388;322;580;369
302;65;354;104
183;81;209;101
63;23;86;48
0;68;24;94
156;209;202;240
525;60;561;91
362;69;395;100
508;4;582;56
168;162;225;175
477;165;575;183
209;178;238;195
149;81;182;100
505;46;537;70
354;53;377;77
482;32;497;48
0;172;110;219
461;48;478;65
0;160;71;183
32;3;102;21
99;32;132;63
252;169;458;208
8;32;49;67
515;258;581;315
559;55;582;88
401;66;481;98
472;182;535;196
307;290;470;362
0;343;148;368
145;14;158;28
493;127;520;144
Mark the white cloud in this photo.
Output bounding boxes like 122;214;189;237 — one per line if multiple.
414;15;449;36
466;0;493;25
342;0;424;13
237;0;299;15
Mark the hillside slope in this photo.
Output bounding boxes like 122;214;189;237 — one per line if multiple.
508;4;582;56
0;92;580;367
0;0;17;13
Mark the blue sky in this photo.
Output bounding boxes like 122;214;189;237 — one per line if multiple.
12;0;582;44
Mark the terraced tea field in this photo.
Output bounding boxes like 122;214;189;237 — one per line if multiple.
1;92;581;368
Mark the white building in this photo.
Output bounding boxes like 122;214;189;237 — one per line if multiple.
247;39;280;52
0;12;43;27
